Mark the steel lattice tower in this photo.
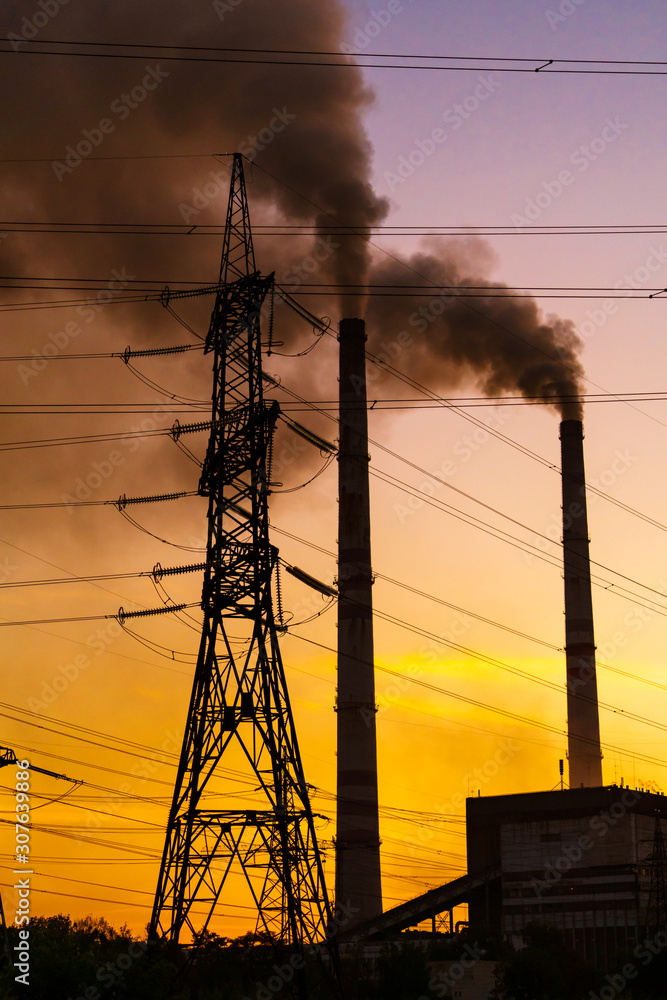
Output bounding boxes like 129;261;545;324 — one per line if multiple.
149;156;339;985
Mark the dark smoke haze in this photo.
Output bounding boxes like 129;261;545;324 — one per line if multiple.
0;0;584;419
365;240;585;420
0;1;388;314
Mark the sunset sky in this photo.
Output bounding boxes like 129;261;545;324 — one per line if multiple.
1;0;667;939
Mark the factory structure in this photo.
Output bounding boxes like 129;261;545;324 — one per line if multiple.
335;317;383;923
460;422;666;964
465;785;665;965
336;334;667;970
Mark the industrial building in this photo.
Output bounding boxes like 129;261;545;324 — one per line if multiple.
344;411;666;977
466;786;665;966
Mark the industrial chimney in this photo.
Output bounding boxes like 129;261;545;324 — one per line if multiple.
560;419;603;788
335;317;383;923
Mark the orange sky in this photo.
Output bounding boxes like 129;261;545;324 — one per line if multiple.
1;0;667;941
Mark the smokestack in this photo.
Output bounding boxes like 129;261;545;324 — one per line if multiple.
335;317;382;923
560;419;603;788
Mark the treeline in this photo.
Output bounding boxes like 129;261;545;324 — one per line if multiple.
0;917;339;1000
2;916;667;1000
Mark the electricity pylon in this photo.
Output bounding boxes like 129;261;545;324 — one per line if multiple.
149;156;339;991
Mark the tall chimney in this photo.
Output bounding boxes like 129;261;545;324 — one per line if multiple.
335;317;383;923
560;419;603;788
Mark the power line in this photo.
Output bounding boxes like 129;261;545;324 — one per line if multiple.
0;39;660;64
364;598;667;742
3;225;667;236
1;394;667;414
355;351;667;517
271;373;667;594
4;278;666;292
3;40;667;75
289;633;667;772
253;164;667;446
1;706;258;790
0;425;168;452
2;446;666;623
1;868;262;912
280;552;667;750
271;524;667;697
0;282;664;301
5;496;655;717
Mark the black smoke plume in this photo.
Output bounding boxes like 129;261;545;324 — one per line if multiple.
0;0;583;418
365;240;585;420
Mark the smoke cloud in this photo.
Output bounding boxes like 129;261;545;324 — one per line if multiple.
0;0;387;323
0;0;584;422
364;240;585;420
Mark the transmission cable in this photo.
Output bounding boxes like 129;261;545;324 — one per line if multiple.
122;360;207;405
274;524;667;696
288;632;667;772
271;377;667;611
5;40;667;75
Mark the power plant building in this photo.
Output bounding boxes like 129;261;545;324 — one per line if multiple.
461;420;663;967
466;787;666;966
352;417;667;979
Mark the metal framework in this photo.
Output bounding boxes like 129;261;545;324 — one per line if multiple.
149;156;339;987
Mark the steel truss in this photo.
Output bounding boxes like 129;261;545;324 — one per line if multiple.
149;156;339;993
